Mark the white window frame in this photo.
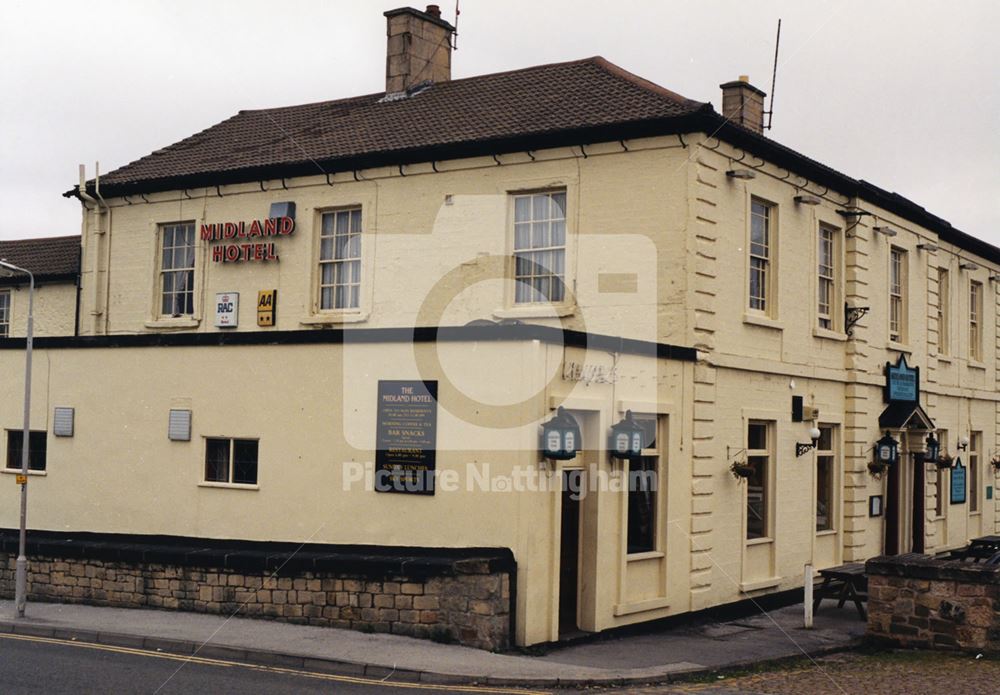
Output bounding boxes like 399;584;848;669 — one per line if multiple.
817;224;838;330
0;289;9;337
969;431;981;514
889;247;907;343
969;280;982;362
937;268;950;356
158;222;197;318
203;436;259;487
815;424;837;533
626;414;663;556
317;207;363;312
748;198;775;316
511;190;567;305
746;420;773;541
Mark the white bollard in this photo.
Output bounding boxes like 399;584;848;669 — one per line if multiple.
804;563;814;629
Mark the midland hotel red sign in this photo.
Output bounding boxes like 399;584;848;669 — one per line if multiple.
200;216;295;263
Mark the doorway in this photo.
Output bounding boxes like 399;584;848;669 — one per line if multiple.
559;469;582;637
885;448;926;555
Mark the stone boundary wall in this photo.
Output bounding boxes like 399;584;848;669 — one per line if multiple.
866;553;1000;652
0;531;513;651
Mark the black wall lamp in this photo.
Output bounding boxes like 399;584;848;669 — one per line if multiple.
869;432;900;477
540;407;581;461
608;410;644;461
795;426;822;457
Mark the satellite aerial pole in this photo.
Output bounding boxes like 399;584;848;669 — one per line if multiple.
764;19;782;130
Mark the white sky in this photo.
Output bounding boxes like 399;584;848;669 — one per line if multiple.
1;1;997;244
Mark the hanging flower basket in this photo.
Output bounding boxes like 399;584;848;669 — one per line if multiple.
990;456;1000;473
934;455;954;470
868;461;888;479
730;461;754;480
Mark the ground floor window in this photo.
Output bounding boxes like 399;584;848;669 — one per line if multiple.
969;431;981;513
205;438;258;485
746;420;772;540
935;431;948;517
627;414;661;554
5;430;47;471
816;425;836;532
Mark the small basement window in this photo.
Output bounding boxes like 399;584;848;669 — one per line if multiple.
6;430;47;472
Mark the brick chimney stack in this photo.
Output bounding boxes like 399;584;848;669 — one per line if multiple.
720;76;767;134
384;5;455;94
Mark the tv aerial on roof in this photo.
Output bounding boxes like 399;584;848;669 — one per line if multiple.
763;19;782;131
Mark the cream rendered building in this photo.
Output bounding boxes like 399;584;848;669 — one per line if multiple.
1;5;997;648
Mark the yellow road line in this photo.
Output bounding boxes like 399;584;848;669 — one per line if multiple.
0;633;550;694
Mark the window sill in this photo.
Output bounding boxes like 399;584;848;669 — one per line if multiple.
300;311;370;326
626;550;664;562
739;576;781;592
967;360;987;371
745;536;773;546
742;313;783;331
937;355;953;364
613;596;670;616
493;304;576;320
886;340;912;354
1;469;46;477
145;317;200;330
812;327;847;342
816;528;838;537
198;481;259;491
970;511;982;517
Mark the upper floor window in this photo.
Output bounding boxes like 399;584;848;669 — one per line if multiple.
969;280;982;361
159;223;196;317
937;268;950;356
513;191;566;304
0;290;9;337
749;199;774;314
319;208;362;311
889;247;907;343
817;225;837;329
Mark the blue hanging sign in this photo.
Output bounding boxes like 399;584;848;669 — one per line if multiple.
884;355;919;404
950;458;966;505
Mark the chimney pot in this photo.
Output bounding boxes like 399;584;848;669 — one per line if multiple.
720;76;767;134
426;4;441;17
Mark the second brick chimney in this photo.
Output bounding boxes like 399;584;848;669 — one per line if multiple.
384;5;455;94
720;76;767;134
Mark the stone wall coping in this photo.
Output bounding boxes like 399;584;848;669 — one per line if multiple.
866;553;1000;585
0;529;514;579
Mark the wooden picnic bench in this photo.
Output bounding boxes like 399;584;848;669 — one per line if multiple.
812;562;868;620
948;535;1000;563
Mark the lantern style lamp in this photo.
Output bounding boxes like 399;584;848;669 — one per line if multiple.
924;432;941;464
875;432;900;467
609;410;645;461
540;407;582;461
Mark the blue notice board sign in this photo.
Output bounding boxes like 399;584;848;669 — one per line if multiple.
885;355;919;403
951;459;967;505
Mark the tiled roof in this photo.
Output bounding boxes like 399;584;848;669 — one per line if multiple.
85;57;708;193
0;235;80;283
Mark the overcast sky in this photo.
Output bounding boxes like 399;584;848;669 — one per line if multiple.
1;1;997;244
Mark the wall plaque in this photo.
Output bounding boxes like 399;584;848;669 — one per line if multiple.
375;380;438;495
951;458;967;505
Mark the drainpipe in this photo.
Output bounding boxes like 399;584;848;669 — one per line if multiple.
78;164;110;335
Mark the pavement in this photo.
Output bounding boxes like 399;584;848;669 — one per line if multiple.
0;599;865;688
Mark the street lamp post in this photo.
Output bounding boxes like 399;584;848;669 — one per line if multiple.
0;259;34;617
